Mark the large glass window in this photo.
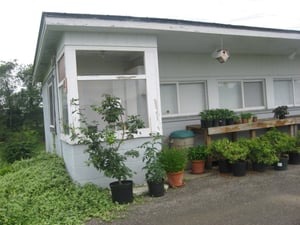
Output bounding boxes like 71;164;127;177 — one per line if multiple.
218;80;265;110
76;50;148;131
47;79;56;133
57;55;69;134
274;79;300;106
160;82;206;116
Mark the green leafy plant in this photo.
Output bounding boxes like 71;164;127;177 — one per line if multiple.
261;128;296;156
225;139;249;163
0;153;127;225
247;138;278;165
1;130;39;163
273;105;289;119
71;94;145;183
140;133;166;183
159;147;187;173
187;145;210;161
240;112;252;119
211;138;249;163
211;138;232;160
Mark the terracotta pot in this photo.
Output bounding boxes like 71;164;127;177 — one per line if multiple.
241;118;248;123
167;171;184;187
252;117;258;122
191;160;205;174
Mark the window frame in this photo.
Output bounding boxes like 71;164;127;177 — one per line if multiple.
76;50;150;137
218;79;266;111
160;80;207;117
273;78;300;107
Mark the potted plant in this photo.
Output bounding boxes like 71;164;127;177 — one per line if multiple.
225;139;250;176
252;114;258;122
159;147;187;187
200;110;213;128
288;131;300;164
240;112;252;123
211;138;233;173
247;137;278;172
261;128;295;171
71;94;145;204
140;133;166;197
187;144;210;174
273;105;289;119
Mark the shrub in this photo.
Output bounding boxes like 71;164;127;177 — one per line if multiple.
1;130;39;163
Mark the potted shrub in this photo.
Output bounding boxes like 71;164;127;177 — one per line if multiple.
223;109;235;125
187;144;210;174
240;113;252;123
159;147;187;187
225;139;250;176
140;133;166;197
252;114;258;122
261;128;295;171
273;105;289;119
247;138;278;172
288;132;300;164
71;94;145;204
200;110;213;128
211;138;233;173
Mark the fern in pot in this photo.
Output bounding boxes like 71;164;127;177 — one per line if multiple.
140;133;166;197
71;94;145;204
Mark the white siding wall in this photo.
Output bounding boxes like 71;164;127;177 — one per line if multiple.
62;137;149;188
159;52;300;138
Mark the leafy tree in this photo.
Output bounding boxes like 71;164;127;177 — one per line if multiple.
0;60;43;157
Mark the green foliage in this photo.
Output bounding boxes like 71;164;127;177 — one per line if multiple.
247;138;278;165
0;61;43;138
71;94;145;182
159;147;187;173
1;130;39;163
187;144;210;161
0;153;126;225
140;133;166;183
211;138;232;160
240;112;252;119
211;138;249;163
273;105;289;119
261;128;296;155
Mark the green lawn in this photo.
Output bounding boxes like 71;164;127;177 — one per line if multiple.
0;152;128;225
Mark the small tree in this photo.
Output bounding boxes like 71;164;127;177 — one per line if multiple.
71;94;145;184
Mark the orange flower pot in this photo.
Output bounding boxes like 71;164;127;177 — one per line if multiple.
167;171;184;187
191;160;205;174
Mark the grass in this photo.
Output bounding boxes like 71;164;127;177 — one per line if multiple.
0;151;129;225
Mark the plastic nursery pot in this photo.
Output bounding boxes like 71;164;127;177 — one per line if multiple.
252;162;268;172
288;152;300;164
274;157;288;171
232;161;247;177
147;180;165;197
110;180;133;204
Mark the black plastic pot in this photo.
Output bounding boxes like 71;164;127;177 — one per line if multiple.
147;180;165;197
289;152;300;164
252;162;267;172
218;159;232;173
232;161;247;176
110;180;133;204
274;157;288;171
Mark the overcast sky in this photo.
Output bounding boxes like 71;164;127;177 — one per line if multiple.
1;0;300;65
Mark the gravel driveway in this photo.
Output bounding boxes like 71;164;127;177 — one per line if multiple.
91;165;300;225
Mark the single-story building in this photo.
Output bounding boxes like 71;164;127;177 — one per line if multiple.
33;12;300;187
